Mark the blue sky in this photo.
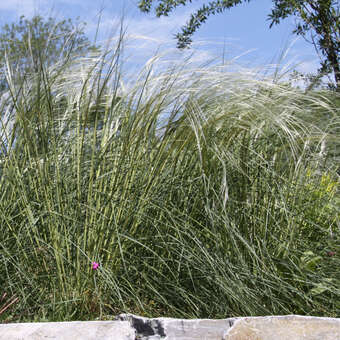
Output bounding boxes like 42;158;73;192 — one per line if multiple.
0;0;320;77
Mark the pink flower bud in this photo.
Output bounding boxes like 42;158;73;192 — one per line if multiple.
92;261;100;270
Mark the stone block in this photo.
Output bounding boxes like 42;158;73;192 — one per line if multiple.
0;320;134;340
0;314;339;339
118;314;340;340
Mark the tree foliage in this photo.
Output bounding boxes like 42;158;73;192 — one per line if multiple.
269;1;339;91
0;15;94;90
138;0;340;91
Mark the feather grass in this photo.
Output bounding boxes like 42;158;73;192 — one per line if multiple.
0;28;339;321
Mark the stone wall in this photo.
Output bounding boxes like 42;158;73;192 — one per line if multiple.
0;314;339;339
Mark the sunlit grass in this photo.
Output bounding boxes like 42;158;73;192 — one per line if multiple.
0;29;339;322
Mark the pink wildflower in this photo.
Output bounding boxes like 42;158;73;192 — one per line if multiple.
92;261;100;270
326;251;336;257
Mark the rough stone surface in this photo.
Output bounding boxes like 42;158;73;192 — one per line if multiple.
0;320;134;340
118;313;235;339
223;315;340;340
118;314;340;340
0;314;339;339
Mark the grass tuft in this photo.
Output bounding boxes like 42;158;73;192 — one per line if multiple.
0;28;339;322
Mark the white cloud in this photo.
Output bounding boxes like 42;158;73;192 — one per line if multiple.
0;0;262;80
0;0;218;67
79;4;221;69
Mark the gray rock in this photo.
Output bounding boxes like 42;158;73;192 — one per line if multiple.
118;314;340;340
118;313;235;339
0;320;134;340
223;315;340;340
0;314;339;339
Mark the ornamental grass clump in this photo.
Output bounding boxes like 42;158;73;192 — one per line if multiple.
0;27;339;321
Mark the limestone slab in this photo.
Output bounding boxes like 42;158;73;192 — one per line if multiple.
118;314;340;340
224;315;340;340
0;320;134;340
1;315;339;340
119;313;235;339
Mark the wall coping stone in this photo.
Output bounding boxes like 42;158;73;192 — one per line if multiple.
0;314;339;340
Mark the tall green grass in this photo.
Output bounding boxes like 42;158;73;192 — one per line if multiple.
0;32;339;322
